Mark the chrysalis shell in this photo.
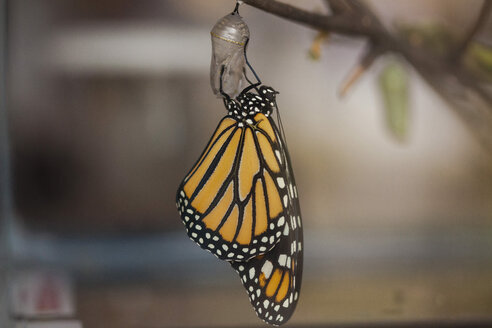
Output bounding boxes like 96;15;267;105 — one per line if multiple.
210;12;250;98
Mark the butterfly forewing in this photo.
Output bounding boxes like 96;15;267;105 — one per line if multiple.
176;113;289;261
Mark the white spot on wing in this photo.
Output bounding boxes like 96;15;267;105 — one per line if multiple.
283;224;289;236
278;254;287;266
275;150;282;164
261;260;273;279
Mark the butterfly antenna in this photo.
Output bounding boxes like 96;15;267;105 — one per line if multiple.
244;38;261;86
239;38;262;95
243;67;254;85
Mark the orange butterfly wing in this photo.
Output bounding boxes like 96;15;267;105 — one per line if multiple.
176;113;289;261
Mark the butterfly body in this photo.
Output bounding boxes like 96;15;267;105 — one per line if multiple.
176;85;303;325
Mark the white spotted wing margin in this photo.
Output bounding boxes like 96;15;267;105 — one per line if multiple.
230;115;303;326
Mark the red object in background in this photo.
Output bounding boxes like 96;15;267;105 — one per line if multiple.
36;277;61;312
10;271;74;318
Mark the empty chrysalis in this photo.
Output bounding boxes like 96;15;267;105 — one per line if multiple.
210;4;250;98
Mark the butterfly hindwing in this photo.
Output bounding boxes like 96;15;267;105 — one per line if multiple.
231;114;303;325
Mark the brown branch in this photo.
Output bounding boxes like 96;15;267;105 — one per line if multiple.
242;0;438;63
324;0;356;15
242;0;492;151
241;0;380;39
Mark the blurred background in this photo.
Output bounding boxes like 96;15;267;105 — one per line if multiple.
1;0;492;327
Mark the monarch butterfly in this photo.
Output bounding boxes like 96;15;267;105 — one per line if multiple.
176;4;303;326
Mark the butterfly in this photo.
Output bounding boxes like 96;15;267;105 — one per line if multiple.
176;82;303;325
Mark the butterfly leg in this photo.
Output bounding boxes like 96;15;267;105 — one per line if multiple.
219;65;232;107
240;38;262;95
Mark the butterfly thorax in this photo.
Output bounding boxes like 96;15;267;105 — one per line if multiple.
225;85;278;123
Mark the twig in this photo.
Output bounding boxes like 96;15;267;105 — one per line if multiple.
450;0;492;62
339;46;383;97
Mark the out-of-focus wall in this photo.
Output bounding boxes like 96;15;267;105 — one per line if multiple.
5;1;492;327
8;0;492;235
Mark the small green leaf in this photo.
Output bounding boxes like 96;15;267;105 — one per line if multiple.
397;23;456;57
379;61;410;143
465;42;492;82
307;31;330;61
